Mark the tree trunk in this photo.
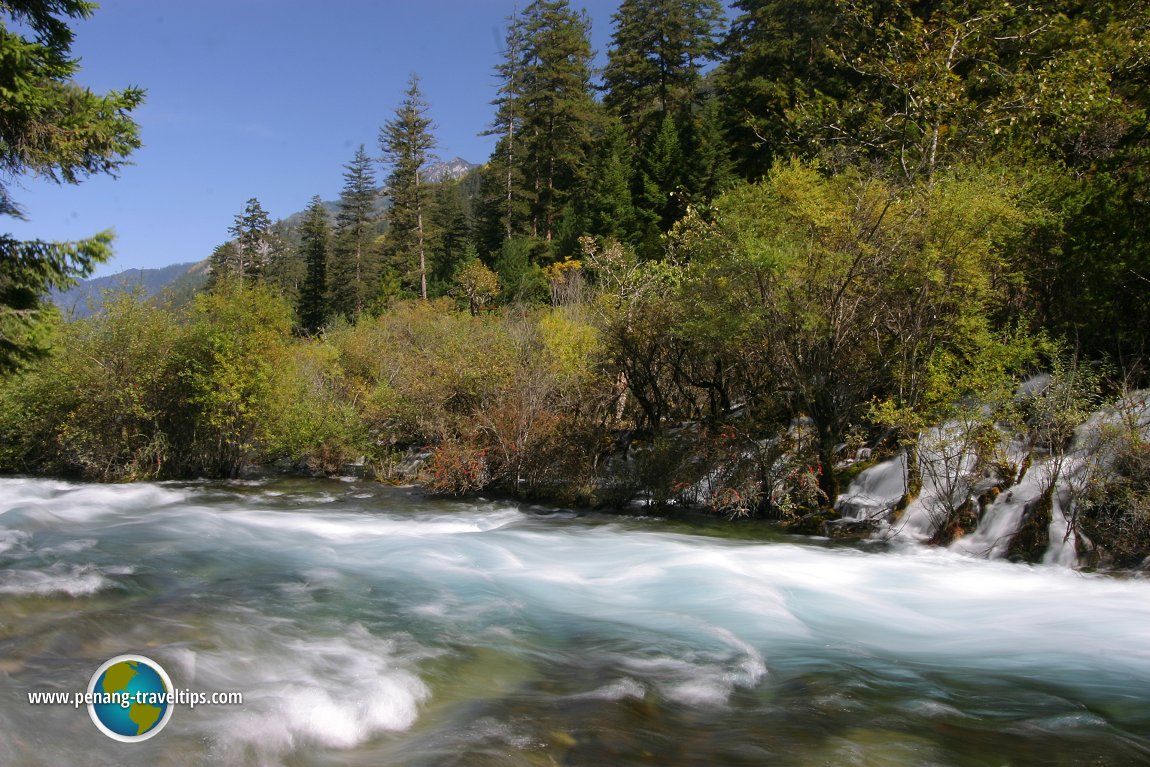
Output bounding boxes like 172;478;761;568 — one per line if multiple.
817;439;839;507
416;174;427;301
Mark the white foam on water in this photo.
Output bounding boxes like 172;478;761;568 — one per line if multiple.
38;538;98;556
950;467;1046;559
0;529;29;556
0;478;187;526
452;717;541;751
610;652;747;706
665;678;733;706
1044;485;1079;566
3;477;1150;764
223;507;525;542
0;477;76;500
571;677;646;701
180;624;430;758
0;563;115;596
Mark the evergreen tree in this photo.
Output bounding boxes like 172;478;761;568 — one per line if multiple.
473;162;512;260
426;179;474;297
262;220;302;301
210;197;272;286
482;11;531;244
716;0;846;179
576;116;637;243
0;0;143;373
518;0;598;243
328;145;380;320
206;242;240;292
679;94;735;206
381;74;437;300
634;112;684;257
297;196;331;333
602;0;725;143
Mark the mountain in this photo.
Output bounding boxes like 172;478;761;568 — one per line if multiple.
52;261;207;319
423;157;480;183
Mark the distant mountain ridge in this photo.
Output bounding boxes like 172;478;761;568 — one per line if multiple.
52;261;206;319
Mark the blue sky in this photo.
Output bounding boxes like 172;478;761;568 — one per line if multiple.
6;0;686;277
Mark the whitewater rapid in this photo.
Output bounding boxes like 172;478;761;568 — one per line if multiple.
1;477;1147;765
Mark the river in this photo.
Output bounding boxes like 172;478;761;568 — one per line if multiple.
1;477;1148;765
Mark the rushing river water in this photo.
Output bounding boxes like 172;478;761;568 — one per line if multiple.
0;477;1148;766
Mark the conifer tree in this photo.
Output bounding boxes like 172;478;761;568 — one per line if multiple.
484;11;531;243
206;242;240;292
328;145;380;319
426;179;474;297
262;220;303;302
679;94;735;205
602;0;725;143
634;112;684;256
518;0;598;243
381;74;437;300
209;197;272;287
716;0;845;179
297;196;330;333
576;116;637;243
0;1;143;373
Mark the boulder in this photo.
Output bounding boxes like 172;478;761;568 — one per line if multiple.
823;518;882;541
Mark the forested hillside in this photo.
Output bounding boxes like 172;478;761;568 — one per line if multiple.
51;261;204;318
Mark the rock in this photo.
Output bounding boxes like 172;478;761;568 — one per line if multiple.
1006;494;1052;563
784;510;838;536
822;518;881;541
928;498;980;546
390;449;434;481
976;485;1002;511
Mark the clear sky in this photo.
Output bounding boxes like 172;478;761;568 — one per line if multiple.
6;0;665;278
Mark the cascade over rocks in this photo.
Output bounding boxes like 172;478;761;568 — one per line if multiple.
1006;494;1054;564
834;390;1150;568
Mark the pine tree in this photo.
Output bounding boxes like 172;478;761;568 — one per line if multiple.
602;0;725;144
679;94;735;206
715;0;858;178
0;1;143;372
518;0;598;243
634;112;684;257
328;145;380;320
576;116;637;243
262;219;303;302
381;74;437;300
212;197;272;285
297;196;331;333
485;11;531;243
206;242;240;292
426;179;474;297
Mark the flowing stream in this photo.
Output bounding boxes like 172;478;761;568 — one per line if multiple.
1;477;1148;765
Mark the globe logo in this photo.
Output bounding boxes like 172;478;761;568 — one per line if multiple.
86;654;174;742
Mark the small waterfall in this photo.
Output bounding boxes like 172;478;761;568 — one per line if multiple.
836;451;906;521
835;391;1150;566
838;447;1071;561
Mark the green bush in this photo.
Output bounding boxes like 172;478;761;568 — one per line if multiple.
0;292;188;479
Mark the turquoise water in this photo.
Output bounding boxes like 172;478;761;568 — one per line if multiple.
0;477;1148;765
